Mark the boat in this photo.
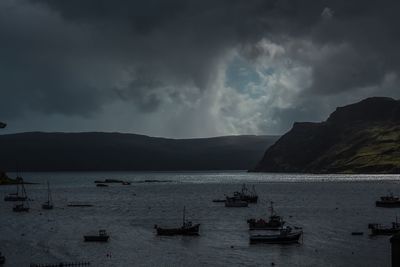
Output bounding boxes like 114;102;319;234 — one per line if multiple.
67;202;93;207
0;252;5;264
13;203;29;212
84;230;109;242
42;181;53;210
375;193;400;207
155;207;200;236
351;232;364;235
96;183;109;187
233;184;258;203
4;177;28;201
249;226;303;244
368;220;400;235
225;197;248;207
94;179;123;184
247;201;285;230
12;179;29;212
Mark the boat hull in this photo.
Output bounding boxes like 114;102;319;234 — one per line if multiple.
225;202;248;207
376;201;400;207
67;203;93;207
241;196;258;203
156;224;200;236
84;236;109;242
371;228;400;235
368;223;400;235
250;231;302;244
13;206;29;212
247;219;284;230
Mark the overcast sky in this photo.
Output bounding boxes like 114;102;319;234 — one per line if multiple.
1;0;400;138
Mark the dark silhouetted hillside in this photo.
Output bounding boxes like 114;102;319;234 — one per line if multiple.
0;132;278;171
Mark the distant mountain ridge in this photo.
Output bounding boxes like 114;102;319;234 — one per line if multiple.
252;97;400;173
0;132;278;171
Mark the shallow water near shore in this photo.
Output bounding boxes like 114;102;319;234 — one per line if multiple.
0;171;399;266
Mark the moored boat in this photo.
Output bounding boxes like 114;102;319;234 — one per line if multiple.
67;202;93;207
4;177;28;201
375;193;400;207
247;201;285;230
155;207;200;236
13;203;29;212
249;227;303;244
84;230;109;242
233;184;258;203
225;197;248;207
42;181;53;210
12;179;29;212
368;220;400;235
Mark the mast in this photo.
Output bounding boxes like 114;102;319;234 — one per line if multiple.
47;180;52;204
22;181;29;207
182;206;186;226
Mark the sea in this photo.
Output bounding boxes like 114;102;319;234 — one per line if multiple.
1;171;399;267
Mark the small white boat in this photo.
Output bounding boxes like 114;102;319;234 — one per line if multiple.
250;227;303;244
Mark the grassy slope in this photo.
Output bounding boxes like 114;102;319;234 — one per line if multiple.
309;124;400;173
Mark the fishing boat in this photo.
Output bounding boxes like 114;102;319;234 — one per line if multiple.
154;207;200;236
0;252;5;264
4;177;28;201
67;202;93;207
225;197;248;207
233;184;258;203
247;201;285;230
249;226;303;244
375;193;400;207
84;230;109;242
368;219;400;235
42;181;53;210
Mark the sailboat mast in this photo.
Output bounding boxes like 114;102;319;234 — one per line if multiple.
183;206;186;226
47;181;50;203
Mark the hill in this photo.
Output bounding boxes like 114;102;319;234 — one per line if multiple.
252;97;400;173
0;132;278;172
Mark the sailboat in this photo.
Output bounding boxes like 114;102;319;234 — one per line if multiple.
12;180;29;212
4;177;28;201
42;181;53;210
154;206;200;236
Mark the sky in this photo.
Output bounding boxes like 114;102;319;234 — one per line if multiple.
1;0;400;138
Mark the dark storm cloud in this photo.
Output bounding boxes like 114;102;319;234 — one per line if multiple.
1;0;400;136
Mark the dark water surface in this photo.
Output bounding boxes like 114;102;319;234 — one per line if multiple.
1;172;399;266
